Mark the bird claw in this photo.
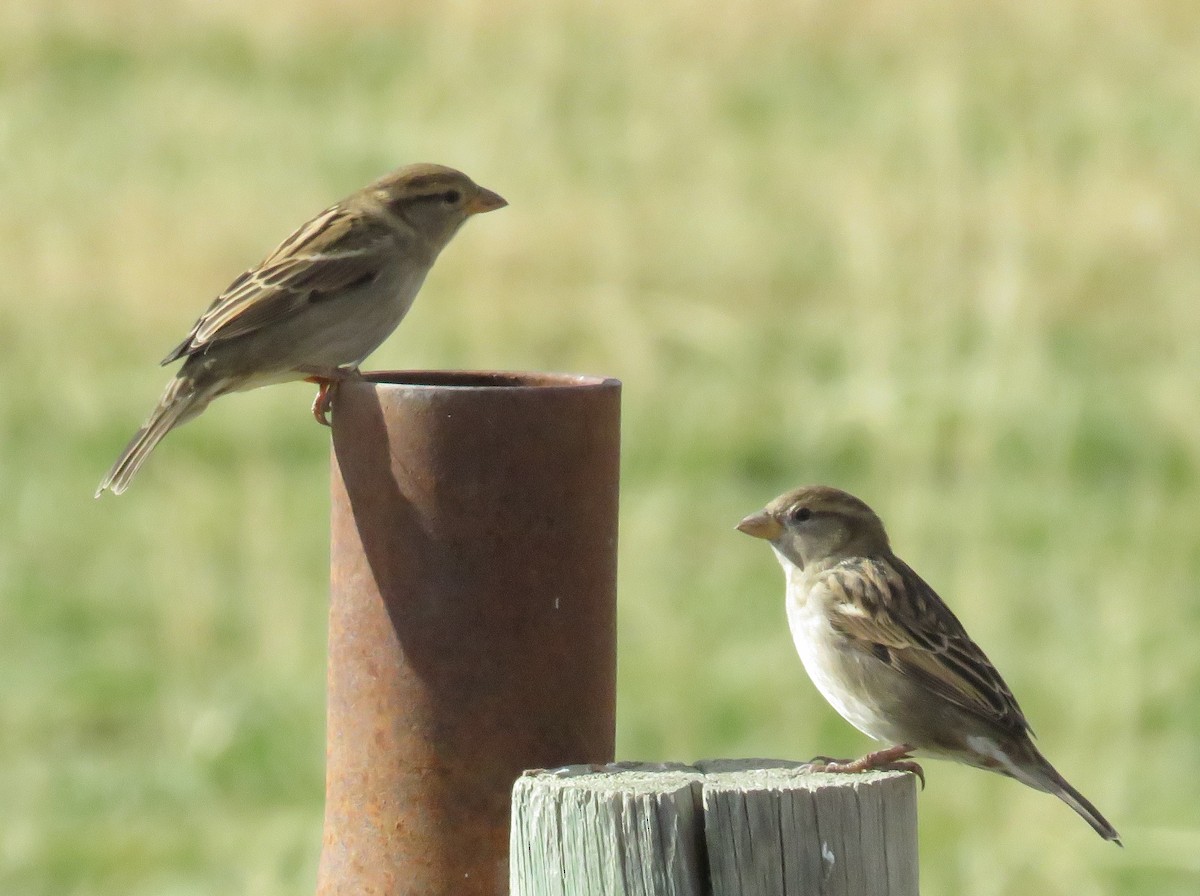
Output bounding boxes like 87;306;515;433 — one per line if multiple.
303;367;362;427
801;744;925;789
311;381;336;426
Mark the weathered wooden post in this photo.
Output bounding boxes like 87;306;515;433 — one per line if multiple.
317;371;621;896
510;761;919;896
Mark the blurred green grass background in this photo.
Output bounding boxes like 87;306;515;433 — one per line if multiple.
2;0;1198;893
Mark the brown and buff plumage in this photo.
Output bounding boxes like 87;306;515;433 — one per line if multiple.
97;164;506;496
739;485;1121;844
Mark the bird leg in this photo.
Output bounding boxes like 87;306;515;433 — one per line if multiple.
309;380;336;427
300;366;362;427
803;743;925;788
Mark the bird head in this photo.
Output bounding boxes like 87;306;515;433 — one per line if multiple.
737;484;891;570
371;163;507;249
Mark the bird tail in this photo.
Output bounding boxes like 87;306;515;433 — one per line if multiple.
1006;741;1122;845
95;377;212;497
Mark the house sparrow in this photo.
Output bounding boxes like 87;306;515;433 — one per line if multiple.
96;163;506;496
738;485;1121;844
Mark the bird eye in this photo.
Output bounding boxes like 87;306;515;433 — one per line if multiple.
441;190;462;205
789;506;812;523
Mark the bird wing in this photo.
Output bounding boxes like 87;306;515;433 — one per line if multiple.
161;204;397;364
818;556;1032;738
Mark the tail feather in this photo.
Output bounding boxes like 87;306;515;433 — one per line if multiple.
1003;741;1122;845
1050;773;1123;845
95;379;211;496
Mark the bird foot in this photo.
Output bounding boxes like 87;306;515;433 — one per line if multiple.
802;744;925;788
309;380;336;426
302;368;361;427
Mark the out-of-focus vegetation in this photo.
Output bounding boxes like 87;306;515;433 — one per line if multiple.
2;1;1197;893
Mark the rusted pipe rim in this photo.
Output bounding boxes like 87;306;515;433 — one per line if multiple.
359;370;620;390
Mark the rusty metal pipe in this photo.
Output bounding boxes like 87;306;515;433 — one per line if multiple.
317;371;620;896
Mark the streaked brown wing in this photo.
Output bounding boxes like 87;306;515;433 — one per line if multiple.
161;205;394;364
820;556;1032;737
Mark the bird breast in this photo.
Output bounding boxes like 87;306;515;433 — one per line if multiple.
778;555;908;744
306;260;430;368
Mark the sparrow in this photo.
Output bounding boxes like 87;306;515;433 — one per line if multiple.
95;163;506;496
737;485;1121;844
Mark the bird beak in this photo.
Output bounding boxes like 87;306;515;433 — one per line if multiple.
467;187;508;215
736;510;782;540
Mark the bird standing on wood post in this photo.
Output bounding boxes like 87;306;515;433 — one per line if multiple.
738;484;1122;844
95;163;507;496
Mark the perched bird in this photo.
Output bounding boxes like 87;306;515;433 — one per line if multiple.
737;485;1121;844
96;163;507;496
